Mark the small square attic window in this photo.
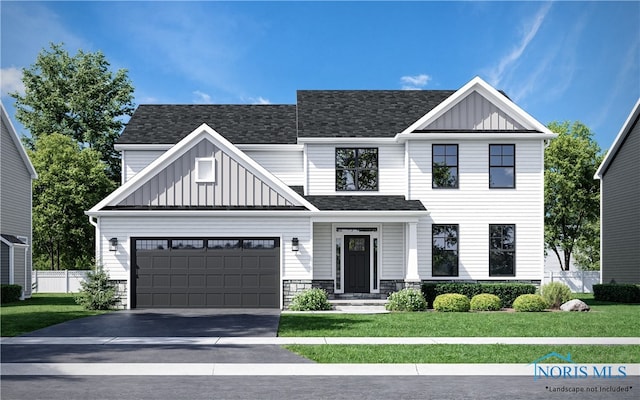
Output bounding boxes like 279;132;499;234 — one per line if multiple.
195;157;215;183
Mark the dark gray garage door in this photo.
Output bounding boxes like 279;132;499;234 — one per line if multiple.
132;238;279;308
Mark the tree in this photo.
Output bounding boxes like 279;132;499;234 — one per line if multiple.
545;121;603;271
29;134;115;270
11;43;135;181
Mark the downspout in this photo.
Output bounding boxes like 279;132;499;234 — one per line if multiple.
88;216;100;271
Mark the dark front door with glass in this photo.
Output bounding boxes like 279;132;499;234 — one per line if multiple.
344;235;370;293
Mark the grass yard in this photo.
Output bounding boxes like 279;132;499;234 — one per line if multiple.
278;298;640;337
283;344;640;364
0;293;109;337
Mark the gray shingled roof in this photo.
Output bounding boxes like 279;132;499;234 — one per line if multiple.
118;104;297;144
304;195;426;211
1;234;26;245
296;90;455;138
118;90;458;144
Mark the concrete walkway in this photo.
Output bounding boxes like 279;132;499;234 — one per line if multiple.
1;336;638;345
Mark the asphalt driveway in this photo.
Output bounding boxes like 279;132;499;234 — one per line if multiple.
21;308;282;337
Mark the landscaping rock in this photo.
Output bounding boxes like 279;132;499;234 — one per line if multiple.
560;299;590;312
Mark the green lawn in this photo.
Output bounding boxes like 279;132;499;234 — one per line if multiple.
278;299;640;337
284;344;640;364
0;293;109;337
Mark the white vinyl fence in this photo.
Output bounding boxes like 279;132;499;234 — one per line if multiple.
32;270;90;293
543;271;600;293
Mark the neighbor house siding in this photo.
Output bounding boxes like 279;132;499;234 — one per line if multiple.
122;149;165;182
1;116;33;296
98;216;313;285
118;139;295;207
306;143;406;195
601;117;640;284
244;150;304;187
423;91;526;131
409;139;544;280
1;242;9;284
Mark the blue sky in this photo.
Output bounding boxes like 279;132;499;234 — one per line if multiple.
1;1;638;150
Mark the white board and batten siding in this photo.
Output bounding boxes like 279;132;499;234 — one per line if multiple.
409;139;545;281
99;216;313;281
118;139;295;208
306;144;406;195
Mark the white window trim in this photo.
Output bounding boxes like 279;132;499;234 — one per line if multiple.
195;157;215;183
331;223;381;294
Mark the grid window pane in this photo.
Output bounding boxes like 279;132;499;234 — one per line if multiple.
489;145;515;188
489;224;515;276
432;224;458;276
136;240;169;250
335;148;378;191
433;144;458;188
171;240;204;249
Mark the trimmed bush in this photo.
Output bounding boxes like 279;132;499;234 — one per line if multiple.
1;284;22;304
386;288;427;311
593;284;640;304
433;293;470;312
470;293;502;311
74;267;119;310
540;282;572;309
289;288;333;311
513;294;548;312
422;282;536;308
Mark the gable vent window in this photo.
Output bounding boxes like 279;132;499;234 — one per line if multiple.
195;157;215;183
335;148;378;191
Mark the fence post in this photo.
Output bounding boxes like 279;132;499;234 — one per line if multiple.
65;270;69;293
33;271;37;293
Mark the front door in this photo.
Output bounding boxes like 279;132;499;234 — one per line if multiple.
344;235;370;293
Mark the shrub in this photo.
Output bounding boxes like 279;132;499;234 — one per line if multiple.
513;294;548;312
470;293;502;311
74;267;119;310
433;293;470;312
386;288;427;311
289;288;333;311
423;282;536;308
1;284;22;304
593;284;640;303
540;282;572;309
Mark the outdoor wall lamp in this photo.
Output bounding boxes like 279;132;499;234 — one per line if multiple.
291;237;299;252
109;238;118;252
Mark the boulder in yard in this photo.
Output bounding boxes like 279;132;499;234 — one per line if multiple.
560;299;590;312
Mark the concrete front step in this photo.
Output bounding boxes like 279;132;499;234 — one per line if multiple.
329;299;388;307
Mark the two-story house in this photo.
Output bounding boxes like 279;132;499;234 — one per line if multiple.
87;77;556;309
1;102;37;299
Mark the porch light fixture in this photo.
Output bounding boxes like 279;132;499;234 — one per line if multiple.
109;238;118;252
291;237;299;252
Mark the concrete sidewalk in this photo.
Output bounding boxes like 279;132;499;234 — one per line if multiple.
2;336;638;345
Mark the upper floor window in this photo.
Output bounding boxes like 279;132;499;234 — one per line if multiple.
335;148;378;191
489;224;515;276
432;224;459;276
489;144;515;188
432;144;458;188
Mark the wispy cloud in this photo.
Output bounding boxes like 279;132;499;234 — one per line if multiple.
247;96;271;105
193;90;213;104
400;74;432;90
0;67;25;97
487;2;552;87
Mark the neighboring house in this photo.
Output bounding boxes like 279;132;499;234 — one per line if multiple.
1;102;37;299
595;98;640;284
87;76;556;309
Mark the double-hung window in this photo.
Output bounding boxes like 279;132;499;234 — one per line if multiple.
489;144;515;188
335;148;378;191
432;224;459;276
489;224;515;276
432;144;458;188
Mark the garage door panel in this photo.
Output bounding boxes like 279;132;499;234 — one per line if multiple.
134;237;279;308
